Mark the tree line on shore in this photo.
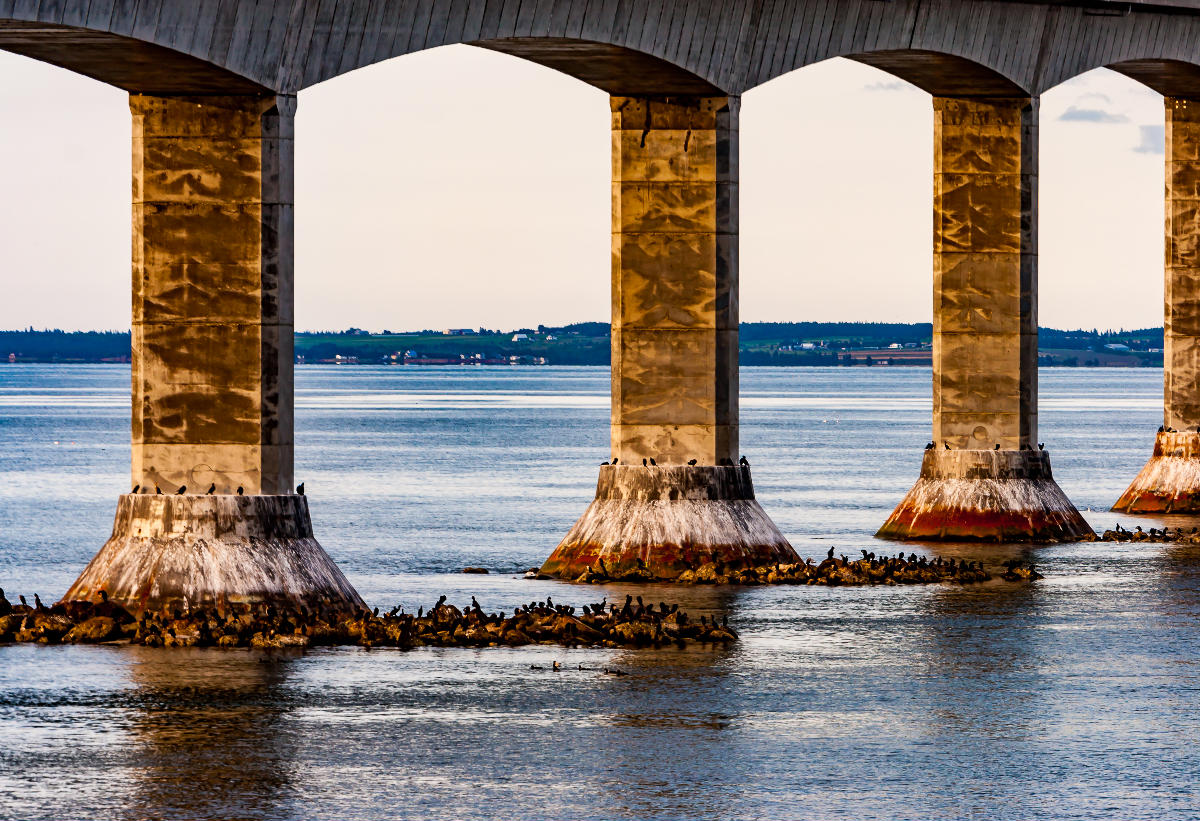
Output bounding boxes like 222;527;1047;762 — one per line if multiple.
0;324;1165;367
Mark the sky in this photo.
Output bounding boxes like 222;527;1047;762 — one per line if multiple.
0;46;1167;333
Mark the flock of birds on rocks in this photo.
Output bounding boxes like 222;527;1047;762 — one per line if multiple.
0;589;737;650
1098;524;1200;543
571;548;1040;586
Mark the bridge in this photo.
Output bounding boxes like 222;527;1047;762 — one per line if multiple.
6;0;1199;611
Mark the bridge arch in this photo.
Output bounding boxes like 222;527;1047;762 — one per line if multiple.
0;19;269;93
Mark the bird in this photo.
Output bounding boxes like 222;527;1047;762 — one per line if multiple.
552;661;562;671
944;442;950;450
236;486;244;495
206;483;216;495
739;456;749;466
176;485;186;494
612;458;619;465
827;547;835;560
687;459;697;465
994;443;1000;450
155;485;162;495
649;457;657;466
131;484;140;494
600;460;610;466
924;442;934;450
34;594;46;612
296;482;305;496
642;458;648;466
1038;443;1045;450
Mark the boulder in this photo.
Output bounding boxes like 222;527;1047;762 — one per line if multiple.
64;616;118;643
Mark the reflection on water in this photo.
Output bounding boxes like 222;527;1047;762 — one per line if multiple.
122;649;296;821
2;366;1200;819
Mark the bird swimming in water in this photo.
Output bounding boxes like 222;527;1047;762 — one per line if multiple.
207;483;216;494
236;486;244;495
176;485;186;495
687;459;697;465
131;484;140;494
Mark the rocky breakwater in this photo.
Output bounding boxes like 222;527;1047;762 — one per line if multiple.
1099;523;1200;543
573;550;1042;585
0;590;737;650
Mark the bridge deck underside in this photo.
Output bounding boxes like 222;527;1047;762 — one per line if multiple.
0;21;268;94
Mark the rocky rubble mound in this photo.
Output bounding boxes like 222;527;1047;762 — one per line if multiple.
574;551;1042;585
0;590;737;650
1099;524;1200;543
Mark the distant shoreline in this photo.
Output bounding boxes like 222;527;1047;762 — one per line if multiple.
0;323;1164;368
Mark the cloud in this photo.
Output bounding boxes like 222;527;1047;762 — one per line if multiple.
1133;124;1165;154
863;80;907;92
1058;105;1129;123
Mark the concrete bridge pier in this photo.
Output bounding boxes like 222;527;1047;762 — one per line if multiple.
62;94;362;614
1115;98;1200;513
879;97;1090;542
540;95;797;580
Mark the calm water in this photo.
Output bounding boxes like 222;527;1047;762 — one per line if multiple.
0;365;1197;820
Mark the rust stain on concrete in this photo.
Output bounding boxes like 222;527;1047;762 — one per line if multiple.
878;450;1092;542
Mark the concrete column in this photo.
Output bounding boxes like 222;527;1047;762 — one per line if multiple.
610;96;737;465
542;96;795;580
1115;98;1200;512
130;94;293;495
62;95;362;614
931;97;1037;451
880;97;1090;542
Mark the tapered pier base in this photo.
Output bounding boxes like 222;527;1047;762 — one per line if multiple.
61;494;365;614
1114;431;1200;513
541;465;798;581
877;449;1092;542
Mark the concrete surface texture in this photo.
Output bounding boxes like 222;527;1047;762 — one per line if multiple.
877;449;1093;542
8;2;1200;98
932;97;1037;452
1115;431;1200;513
541;465;798;580
1114;100;1200;512
610;95;737;465
131;94;294;497
61;494;365;614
